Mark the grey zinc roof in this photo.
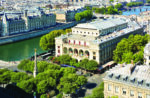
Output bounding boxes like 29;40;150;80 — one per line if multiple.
104;64;150;90
75;18;127;30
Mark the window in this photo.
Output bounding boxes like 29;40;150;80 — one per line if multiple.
93;52;96;55
108;84;112;91
93;56;96;60
122;88;126;95
130;90;134;97
146;94;150;98
138;92;142;98
115;86;119;93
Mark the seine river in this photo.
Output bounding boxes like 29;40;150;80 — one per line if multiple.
0;36;46;61
1;6;150;61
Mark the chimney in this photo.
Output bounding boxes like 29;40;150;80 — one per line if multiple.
131;60;134;66
130;60;136;74
120;64;124;67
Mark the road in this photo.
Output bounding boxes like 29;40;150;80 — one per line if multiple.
78;72;107;98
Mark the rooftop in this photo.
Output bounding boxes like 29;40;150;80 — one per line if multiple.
56;18;142;45
75;18;127;30
103;64;150;90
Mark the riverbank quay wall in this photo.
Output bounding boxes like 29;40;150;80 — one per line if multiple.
0;21;81;45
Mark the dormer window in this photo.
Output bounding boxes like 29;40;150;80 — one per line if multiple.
123;76;128;81
146;83;150;87
115;74;120;79
138;79;143;85
108;73;113;78
130;77;135;83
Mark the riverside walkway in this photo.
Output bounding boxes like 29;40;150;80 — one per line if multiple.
0;60;20;69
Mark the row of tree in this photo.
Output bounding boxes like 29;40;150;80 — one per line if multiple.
92;6;122;15
75;10;93;21
40;29;71;50
49;55;98;71
126;2;143;7
113;34;149;64
0;60;87;98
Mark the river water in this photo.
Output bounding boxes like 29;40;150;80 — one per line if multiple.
1;6;150;61
0;36;46;61
122;6;150;16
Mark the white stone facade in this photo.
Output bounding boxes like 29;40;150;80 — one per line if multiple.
144;42;150;66
1;9;56;36
55;18;143;64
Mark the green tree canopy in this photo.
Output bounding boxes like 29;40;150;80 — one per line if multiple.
113;34;149;64
86;60;98;70
11;72;32;83
57;73;87;94
40;29;71;50
37;77;56;94
17;79;36;93
75;10;93;21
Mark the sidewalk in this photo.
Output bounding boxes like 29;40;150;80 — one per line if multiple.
0;60;20;69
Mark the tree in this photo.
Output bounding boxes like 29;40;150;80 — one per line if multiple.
109;0;114;2
17;59;34;72
40;94;47;98
57;55;72;65
86;60;98;70
79;59;89;69
56;93;63;98
37;77;56;94
113;34;149;64
76;75;87;86
0;69;9;74
75;10;93;21
37;61;50;73
40;30;67;50
70;58;78;66
57;73;87;94
75;13;82;22
11;72;32;83
114;3;123;10
17;79;36;93
111;96;118;98
0;71;14;85
61;67;76;76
